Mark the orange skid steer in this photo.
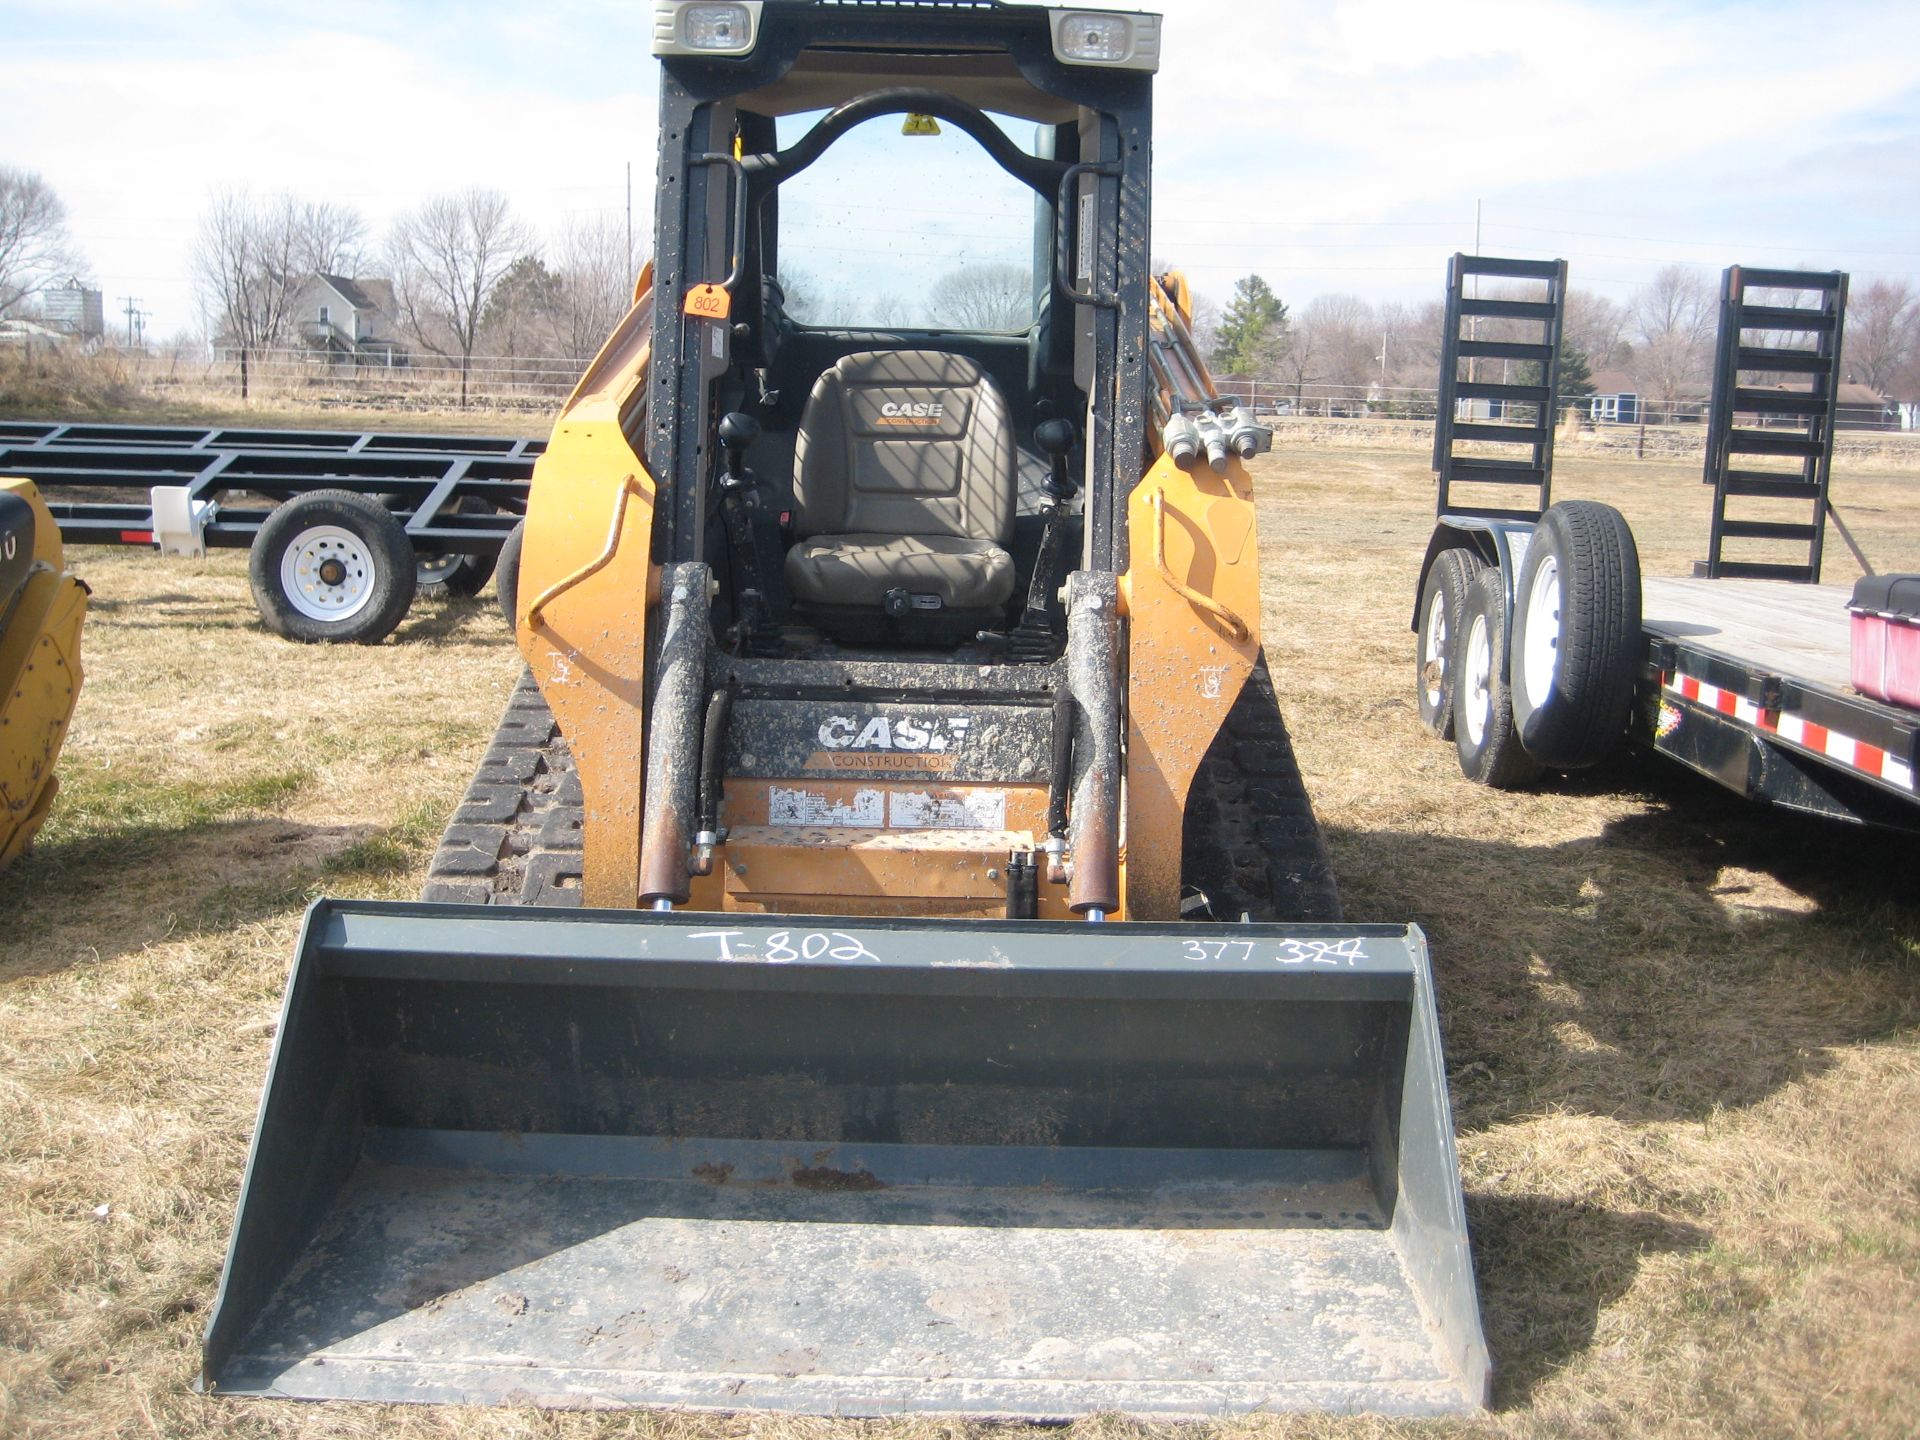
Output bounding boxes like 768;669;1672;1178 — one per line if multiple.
201;0;1489;1418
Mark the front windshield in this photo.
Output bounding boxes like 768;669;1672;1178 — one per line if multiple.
773;109;1041;332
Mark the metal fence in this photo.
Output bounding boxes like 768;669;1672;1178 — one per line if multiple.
118;345;592;411
7;339;1911;433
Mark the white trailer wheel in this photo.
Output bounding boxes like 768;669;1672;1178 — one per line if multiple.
1519;553;1562;712
1423;587;1451;715
1511;500;1642;770
1462;609;1492;748
281;525;378;623
1452;566;1544;789
1414;546;1485;739
249;489;418;645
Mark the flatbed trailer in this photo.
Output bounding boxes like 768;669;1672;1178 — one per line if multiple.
1639;576;1917;829
1414;258;1919;830
0;421;540;642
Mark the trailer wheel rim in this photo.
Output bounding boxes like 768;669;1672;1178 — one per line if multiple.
1422;587;1449;711
1463;611;1492;747
417;552;461;587
1521;555;1562;711
280;525;378;622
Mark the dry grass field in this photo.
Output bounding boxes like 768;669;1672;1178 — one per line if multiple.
1;411;1917;1439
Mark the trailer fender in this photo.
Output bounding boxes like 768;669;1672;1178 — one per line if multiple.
1414;516;1532;632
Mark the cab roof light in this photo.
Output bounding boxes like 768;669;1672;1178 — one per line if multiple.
1049;9;1161;71
653;1;764;57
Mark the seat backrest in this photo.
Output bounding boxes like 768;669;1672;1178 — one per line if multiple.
792;350;1015;544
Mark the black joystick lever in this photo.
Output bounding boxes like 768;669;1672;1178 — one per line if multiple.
1034;417;1077;502
719;411;760;485
714;412;781;652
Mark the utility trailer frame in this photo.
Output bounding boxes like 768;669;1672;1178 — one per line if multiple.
0;421;537;558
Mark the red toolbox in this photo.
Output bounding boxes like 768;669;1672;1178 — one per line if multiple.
1850;575;1920;708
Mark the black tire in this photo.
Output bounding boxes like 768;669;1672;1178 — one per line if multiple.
1416;546;1485;739
414;498;498;598
495;520;526;631
250;489;417;644
1181;654;1343;924
1511;500;1642;770
1453;567;1545;789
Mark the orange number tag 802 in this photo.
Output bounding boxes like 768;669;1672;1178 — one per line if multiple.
683;284;731;320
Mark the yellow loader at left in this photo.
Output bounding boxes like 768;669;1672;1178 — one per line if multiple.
0;477;85;868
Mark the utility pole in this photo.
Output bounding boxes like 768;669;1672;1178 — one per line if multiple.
121;296;143;347
626;161;633;274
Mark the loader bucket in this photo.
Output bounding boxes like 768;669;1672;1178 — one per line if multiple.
202;900;1489;1417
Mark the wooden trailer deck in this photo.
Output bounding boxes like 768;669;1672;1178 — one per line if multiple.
1642;576;1856;695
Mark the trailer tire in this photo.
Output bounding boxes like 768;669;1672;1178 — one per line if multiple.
1511;500;1641;769
250;489;417;644
416;499;498;599
495;520;526;631
1416;546;1484;739
1453;567;1545;789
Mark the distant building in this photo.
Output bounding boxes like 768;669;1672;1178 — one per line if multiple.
1586;369;1640;425
1834;382;1897;431
39;279;104;340
288;274;405;367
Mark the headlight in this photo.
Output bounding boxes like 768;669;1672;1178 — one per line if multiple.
652;1;763;57
1048;9;1162;71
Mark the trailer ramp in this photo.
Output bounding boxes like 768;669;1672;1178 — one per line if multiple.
201;901;1489;1417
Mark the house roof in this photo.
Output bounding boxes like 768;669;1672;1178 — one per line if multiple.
316;274;378;310
1837;382;1890;408
1589;369;1638;396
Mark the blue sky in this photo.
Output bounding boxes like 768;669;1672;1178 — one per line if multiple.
4;0;1918;336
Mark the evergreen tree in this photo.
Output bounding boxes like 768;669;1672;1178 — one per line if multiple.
1517;335;1594;418
1212;274;1287;375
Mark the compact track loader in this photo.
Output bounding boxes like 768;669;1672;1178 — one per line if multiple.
203;0;1489;1416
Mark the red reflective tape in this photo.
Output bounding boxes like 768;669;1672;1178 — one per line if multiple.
1677;675;1700;701
1802;721;1829;753
1856;744;1886;779
119;530;154;543
1716;689;1738;716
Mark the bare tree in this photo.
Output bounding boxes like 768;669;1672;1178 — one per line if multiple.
1258;316;1318;409
1187;290;1222;362
1301;293;1379;405
389;188;533;407
927;263;1030;332
554;212;634;359
192;189;303;399
0;167;85;318
1630;264;1714;420
291;200;369;278
1843;278;1918;396
1563;288;1630;373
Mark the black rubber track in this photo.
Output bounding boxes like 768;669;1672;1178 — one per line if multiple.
422;670;584;905
430;657;1343;923
1511;500;1641;770
1180;654;1345;923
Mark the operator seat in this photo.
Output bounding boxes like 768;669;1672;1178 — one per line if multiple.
784;351;1017;630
